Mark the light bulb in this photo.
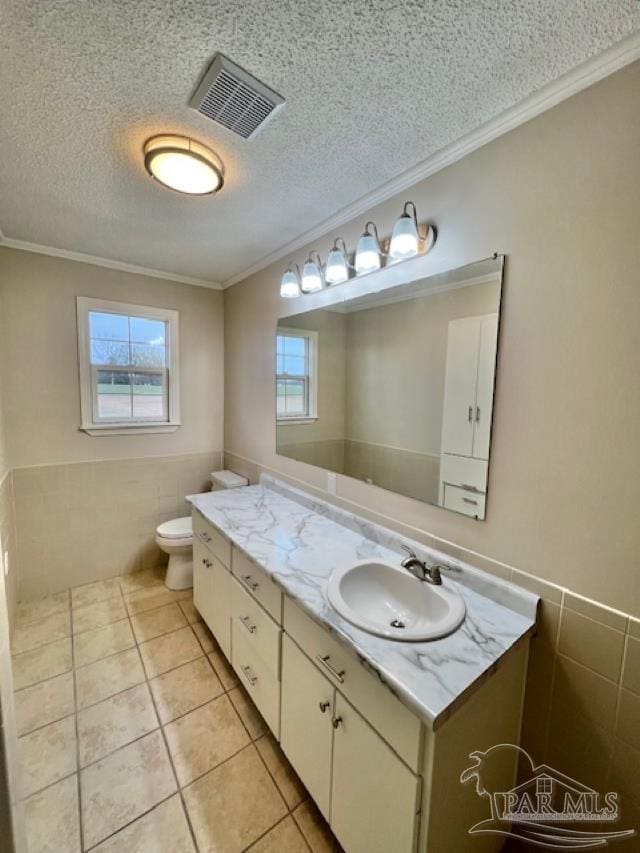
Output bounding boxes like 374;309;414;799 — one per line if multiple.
355;233;381;274
301;257;323;293
325;247;349;284
280;269;300;298
389;213;419;259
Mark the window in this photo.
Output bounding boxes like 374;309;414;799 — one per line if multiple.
276;328;317;422
77;297;180;434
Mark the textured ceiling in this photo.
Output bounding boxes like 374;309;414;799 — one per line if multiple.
0;1;638;286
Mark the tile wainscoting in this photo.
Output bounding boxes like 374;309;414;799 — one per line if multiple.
225;450;640;847
10;451;222;604
0;472;18;626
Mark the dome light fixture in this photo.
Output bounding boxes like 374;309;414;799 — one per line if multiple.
280;265;301;298
144;135;224;195
325;238;351;285
355;222;383;274
301;251;324;293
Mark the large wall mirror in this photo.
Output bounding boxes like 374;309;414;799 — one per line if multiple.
276;256;503;519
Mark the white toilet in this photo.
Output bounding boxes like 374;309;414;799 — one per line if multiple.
155;469;249;590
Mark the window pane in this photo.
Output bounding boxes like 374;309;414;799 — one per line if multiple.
130;317;166;345
131;343;166;368
283;355;305;376
96;369;132;419
132;372;165;420
90;312;129;341
276;354;285;374
284;336;305;357
284;379;306;415
276;335;286;356
91;340;130;366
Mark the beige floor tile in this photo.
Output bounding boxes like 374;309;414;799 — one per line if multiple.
183;744;287;852
24;774;81;853
139;626;202;678
71;577;122;610
165;694;250;786
11;609;71;655
293;800;342;852
228;685;268;740
15;671;75;735
179;598;200;624
91;794;195;853
192;621;215;653
16;591;70;626
78;682;158;767
18;715;77;797
76;647;145;709
130;602;187;643
256;732;306;809
80;730;177;849
72;597;127;634
208;648;239;690
12;637;72;690
125;586;190;616
249;816;310;853
119;566;166;595
149;656;223;724
73;618;135;668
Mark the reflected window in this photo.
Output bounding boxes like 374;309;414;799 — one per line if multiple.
276;329;317;421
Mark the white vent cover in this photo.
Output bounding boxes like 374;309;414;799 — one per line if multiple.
189;54;285;139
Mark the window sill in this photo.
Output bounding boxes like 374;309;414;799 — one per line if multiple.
276;417;318;425
80;422;181;436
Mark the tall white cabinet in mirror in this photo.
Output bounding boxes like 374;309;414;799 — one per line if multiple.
439;314;498;518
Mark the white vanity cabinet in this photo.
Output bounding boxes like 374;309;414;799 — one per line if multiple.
193;536;232;658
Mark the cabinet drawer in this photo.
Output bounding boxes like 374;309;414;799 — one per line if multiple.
439;453;487;493
231;621;280;738
442;484;486;519
284;598;423;772
232;547;283;624
192;511;231;569
231;577;282;678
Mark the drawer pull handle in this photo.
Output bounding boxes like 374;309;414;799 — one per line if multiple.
202;558;212;568
467;405;473;422
316;654;345;684
475;406;481;423
318;700;330;713
240;665;258;686
332;716;343;729
199;532;212;543
241;575;259;593
462;497;478;506
239;615;256;634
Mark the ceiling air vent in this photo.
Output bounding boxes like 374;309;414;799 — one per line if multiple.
189;54;285;139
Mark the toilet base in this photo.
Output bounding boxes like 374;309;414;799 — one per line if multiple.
165;553;193;590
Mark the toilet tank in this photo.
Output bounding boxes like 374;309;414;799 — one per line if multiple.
210;469;249;491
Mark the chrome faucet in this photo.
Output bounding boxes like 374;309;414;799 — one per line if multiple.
400;545;443;585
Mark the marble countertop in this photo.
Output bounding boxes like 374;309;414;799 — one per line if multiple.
187;476;538;728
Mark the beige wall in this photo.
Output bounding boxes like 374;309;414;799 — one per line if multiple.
224;61;640;620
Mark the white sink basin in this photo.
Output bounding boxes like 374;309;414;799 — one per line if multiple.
327;560;466;641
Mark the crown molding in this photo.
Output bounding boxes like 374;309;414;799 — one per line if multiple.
222;31;640;288
0;236;223;290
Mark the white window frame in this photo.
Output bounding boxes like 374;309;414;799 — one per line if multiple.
276;327;318;424
77;296;181;435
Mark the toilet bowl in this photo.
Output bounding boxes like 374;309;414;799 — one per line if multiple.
155;516;194;590
156;470;250;590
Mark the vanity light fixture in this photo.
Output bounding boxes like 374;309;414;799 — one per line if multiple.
280;265;302;298
354;222;383;274
143;135;224;195
389;201;436;260
324;238;351;285
301;251;324;293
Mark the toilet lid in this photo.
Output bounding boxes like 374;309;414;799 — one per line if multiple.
157;517;192;539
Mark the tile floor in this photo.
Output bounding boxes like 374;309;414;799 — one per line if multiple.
10;566;342;852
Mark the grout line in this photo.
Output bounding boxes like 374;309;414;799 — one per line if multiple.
19;767;79;802
82;791;179;853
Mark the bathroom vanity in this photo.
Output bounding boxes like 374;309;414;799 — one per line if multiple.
188;476;537;853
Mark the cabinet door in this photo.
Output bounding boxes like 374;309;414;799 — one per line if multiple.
280;635;334;819
193;539;231;658
472;314;498;460
330;694;420;853
441;317;481;457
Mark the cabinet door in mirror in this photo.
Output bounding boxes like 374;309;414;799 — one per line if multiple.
275;256;503;519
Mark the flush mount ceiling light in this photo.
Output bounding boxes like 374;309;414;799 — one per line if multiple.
143;135;224;195
355;222;383;274
280;265;301;298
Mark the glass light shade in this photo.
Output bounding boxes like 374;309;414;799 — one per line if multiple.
144;135;224;195
280;269;301;298
355;233;381;274
389;214;419;259
325;248;349;284
301;260;323;293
